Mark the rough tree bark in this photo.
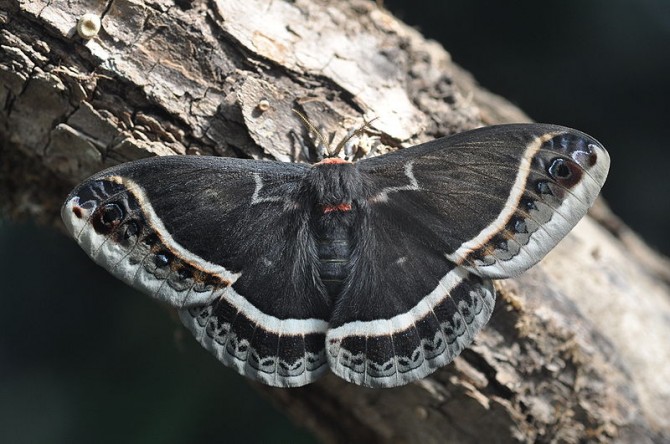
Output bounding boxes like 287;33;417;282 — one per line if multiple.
1;1;669;442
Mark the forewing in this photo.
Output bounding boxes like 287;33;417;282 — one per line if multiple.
62;156;329;387
357;124;610;278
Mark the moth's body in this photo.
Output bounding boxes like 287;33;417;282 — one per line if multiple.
62;124;610;388
314;210;352;300
310;160;360;300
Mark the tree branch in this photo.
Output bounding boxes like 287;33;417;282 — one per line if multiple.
2;0;669;442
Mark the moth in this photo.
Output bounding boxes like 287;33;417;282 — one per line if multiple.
62;123;610;388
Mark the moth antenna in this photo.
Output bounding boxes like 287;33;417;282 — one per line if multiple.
293;109;333;158
332;117;379;158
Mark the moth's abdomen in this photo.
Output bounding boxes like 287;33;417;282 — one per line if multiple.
316;222;352;298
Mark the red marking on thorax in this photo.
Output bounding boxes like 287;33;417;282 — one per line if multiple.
323;203;352;214
316;157;351;165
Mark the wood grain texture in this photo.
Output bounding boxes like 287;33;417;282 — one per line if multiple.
1;0;668;442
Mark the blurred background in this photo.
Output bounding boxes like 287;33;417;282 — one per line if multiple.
386;0;670;253
1;1;668;443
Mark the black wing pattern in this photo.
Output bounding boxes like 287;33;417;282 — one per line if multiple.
63;124;609;388
62;156;330;387
326;124;610;386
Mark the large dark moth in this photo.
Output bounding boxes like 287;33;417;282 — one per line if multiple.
62;123;610;388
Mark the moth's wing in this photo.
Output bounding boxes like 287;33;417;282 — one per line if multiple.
327;235;496;388
325;124;610;387
62;156;329;387
358;123;610;279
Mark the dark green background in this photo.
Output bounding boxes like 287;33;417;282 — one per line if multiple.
386;0;670;254
2;1;668;443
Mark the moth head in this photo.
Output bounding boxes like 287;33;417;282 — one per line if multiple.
309;159;362;211
292;109;380;163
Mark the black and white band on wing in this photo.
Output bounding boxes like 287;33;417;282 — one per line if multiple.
326;267;495;387
447;130;611;279
61;176;238;308
180;300;329;387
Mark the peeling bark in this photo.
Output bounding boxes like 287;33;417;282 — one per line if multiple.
1;0;669;442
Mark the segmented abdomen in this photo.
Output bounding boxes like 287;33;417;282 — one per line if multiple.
316;223;351;298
